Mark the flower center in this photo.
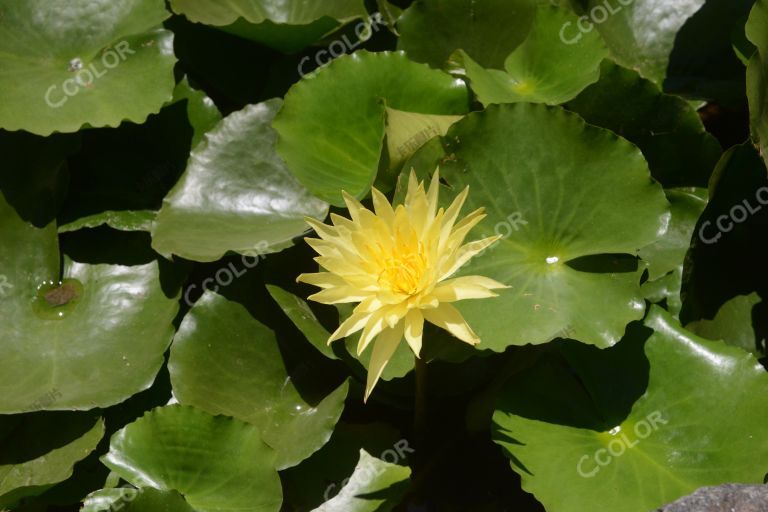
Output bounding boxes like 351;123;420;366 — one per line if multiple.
378;243;427;295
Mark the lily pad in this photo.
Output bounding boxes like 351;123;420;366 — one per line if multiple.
0;194;179;413
168;0;368;53
664;0;755;104
281;422;408;510
168;0;365;26
168;77;222;149
681;144;768;321
406;103;669;350
152;99;329;262
385;107;462;172
312;449;411;512
747;0;768;166
639;188;708;281
686;293;763;356
273;50;470;206
458;5;608;105
266;285;339;360
588;0;706;84
396;0;537;69
169;291;348;469
82;487;195;512
639;187;707;316
0;414;104;508
0;0;177;135
567;61;721;187
493;306;768;512
58;210;155;233
102;405;283;512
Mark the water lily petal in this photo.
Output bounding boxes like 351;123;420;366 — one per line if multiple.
440;235;501;279
308;286;372;304
364;321;405;402
404;310;425;356
423;303;479;345
329;310;372;343
431;275;508;302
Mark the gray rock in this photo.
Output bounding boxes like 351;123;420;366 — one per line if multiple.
657;484;768;512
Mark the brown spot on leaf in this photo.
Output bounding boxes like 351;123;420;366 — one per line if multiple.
44;283;77;307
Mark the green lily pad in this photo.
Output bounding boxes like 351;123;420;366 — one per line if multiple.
687;293;763;356
169;77;222;149
407;103;669;350
664;0;754;104
567;61;722;187
0;0;176;135
747;0;768;166
58;210;155;233
638;188;707;317
312;449;411;512
102;405;282;512
396;0;537;69
0;194;179;413
82;487;194;512
681;144;768;321
493;306;768;512
642;269;685;316
587;0;705;84
273;50;470;206
152;99;329;262
168;0;365;26
0;414;104;508
281;422;409;510
385;108;462;172
266;285;339;360
639;188;708;281
458;5;608;105
168;0;367;53
169;291;348;469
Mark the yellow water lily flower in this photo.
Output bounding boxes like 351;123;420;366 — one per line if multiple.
297;170;508;400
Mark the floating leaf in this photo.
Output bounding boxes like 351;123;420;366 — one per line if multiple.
0;194;178;413
266;285;339;360
567;61;721;187
639;188;708;281
638;188;707;317
312;449;411;512
273;51;470;206
169;0;365;26
0;414;104;508
168;0;368;53
384;108;462;172
664;0;754;103
406;103;669;350
169;292;348;469
58;210;155;233
747;0;768;166
458;5;608;105
681;144;768;320
687;293;763;356
152;99;329;262
102;405;283;512
588;0;706;84
82;487;195;512
396;0;537;68
0;0;176;135
168;77;222;149
493;306;768;512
